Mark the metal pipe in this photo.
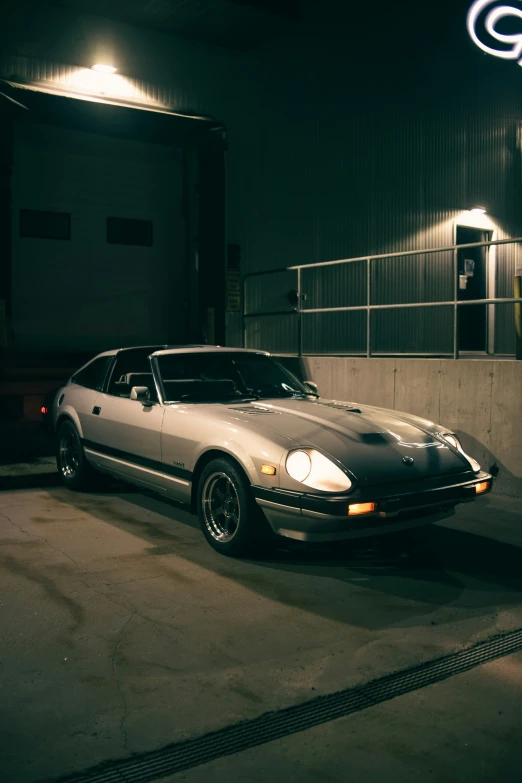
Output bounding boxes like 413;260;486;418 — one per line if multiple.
453;244;459;360
243;237;522;281
241;272;247;347
515;275;522;360
298;298;522;315
297;267;302;357
288;237;522;271
244;309;300;318
366;258;371;358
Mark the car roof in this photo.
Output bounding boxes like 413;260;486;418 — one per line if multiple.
152;346;270;358
91;345;269;360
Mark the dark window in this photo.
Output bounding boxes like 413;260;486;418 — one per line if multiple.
72;356;112;391
106;349;157;401
20;210;70;240
107;217;153;246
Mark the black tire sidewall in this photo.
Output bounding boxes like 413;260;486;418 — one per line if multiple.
56;420;91;491
197;458;262;556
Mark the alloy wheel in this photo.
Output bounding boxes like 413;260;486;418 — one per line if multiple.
202;472;241;543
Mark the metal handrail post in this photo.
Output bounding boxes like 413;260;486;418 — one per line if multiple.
367;258;371;358
297;267;303;357
242;274;247;348
453;245;459;359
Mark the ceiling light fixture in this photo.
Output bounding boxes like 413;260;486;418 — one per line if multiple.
471;206;487;214
91;64;118;74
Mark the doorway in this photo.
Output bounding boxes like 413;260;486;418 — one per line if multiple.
456;225;491;353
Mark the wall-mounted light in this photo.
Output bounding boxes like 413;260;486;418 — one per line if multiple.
471;206;487;214
91;64;118;74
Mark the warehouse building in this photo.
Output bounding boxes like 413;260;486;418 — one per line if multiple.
1;0;521;492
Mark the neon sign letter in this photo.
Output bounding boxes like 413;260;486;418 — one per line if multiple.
467;0;522;63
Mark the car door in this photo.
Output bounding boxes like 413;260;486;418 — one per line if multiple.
84;350;165;490
67;355;114;441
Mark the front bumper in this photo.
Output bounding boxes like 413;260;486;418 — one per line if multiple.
253;472;493;542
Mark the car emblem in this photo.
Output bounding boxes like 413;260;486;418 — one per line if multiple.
402;456;415;466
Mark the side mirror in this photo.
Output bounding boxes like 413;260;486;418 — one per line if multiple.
304;380;318;395
130;386;152;405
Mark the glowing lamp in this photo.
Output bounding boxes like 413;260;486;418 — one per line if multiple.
475;481;491;495
348;502;376;516
91;64;118;74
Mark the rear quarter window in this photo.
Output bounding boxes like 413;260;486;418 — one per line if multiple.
71;356;112;391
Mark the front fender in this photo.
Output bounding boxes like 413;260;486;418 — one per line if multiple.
193;437;287;489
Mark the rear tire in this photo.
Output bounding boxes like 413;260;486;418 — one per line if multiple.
197;457;271;556
56;420;100;491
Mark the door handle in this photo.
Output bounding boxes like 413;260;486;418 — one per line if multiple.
92;406;101;415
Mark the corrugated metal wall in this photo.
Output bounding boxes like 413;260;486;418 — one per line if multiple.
3;4;522;358
245;97;522;356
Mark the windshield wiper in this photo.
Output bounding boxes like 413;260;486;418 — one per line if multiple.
251;384;318;399
175;391;256;402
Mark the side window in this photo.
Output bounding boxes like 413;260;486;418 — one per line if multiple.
106;351;157;401
72;357;112;391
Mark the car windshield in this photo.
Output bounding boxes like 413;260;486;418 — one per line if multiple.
156;352;315;402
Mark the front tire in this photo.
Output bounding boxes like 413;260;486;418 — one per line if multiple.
56;420;99;491
197;458;269;556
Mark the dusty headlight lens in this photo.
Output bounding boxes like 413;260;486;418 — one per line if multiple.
286;449;352;492
442;433;481;473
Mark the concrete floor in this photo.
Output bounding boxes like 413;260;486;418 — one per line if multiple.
1;478;521;783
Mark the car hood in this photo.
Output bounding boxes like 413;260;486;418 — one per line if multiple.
226;397;472;484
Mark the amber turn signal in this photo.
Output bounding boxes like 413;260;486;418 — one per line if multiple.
475;481;491;495
348;502;376;516
261;464;276;476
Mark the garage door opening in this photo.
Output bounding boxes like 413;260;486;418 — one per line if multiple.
0;82;227;359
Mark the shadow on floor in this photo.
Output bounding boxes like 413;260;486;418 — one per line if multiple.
39;481;522;631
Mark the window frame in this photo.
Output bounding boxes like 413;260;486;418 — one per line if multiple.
71;356;113;391
103;349;162;403
154;351;309;403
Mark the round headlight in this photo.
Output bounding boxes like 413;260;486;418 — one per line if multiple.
286;450;312;482
441;433;481;473
286;449;352;492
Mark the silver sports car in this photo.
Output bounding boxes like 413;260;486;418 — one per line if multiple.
52;345;492;555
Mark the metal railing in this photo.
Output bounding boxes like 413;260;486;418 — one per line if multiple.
242;238;522;359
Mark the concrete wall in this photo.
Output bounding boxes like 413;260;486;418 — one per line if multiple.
303;357;522;499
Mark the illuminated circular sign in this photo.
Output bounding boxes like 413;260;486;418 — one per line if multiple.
467;0;522;63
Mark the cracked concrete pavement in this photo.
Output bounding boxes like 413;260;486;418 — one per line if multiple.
1;482;522;782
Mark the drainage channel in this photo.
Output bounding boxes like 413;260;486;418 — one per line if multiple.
45;626;522;783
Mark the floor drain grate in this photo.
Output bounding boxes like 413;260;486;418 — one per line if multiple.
45;627;522;783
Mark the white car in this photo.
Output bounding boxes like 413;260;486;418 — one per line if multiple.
52;345;492;555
